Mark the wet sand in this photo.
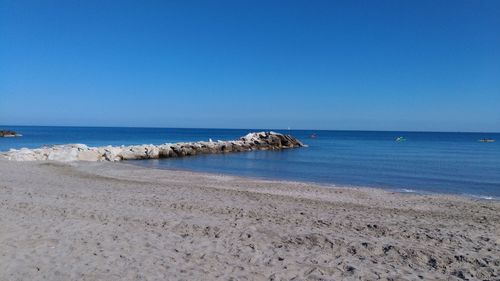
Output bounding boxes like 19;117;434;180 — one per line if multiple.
0;159;499;280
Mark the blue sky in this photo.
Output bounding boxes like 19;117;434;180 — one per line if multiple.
1;0;499;132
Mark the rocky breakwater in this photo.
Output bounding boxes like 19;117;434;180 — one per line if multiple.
1;132;305;162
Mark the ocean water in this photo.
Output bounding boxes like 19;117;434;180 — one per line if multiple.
1;126;499;199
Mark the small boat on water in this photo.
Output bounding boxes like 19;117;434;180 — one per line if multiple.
310;133;317;139
479;138;495;143
395;137;406;142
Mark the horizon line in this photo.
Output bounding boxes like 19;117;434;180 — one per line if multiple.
1;124;499;134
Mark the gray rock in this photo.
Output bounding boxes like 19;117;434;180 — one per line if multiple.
78;150;101;161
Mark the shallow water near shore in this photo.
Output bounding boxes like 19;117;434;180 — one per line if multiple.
1;126;499;199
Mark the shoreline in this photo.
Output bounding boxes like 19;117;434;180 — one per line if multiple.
131;160;500;201
1;158;499;280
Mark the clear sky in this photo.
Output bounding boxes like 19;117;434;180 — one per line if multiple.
1;0;499;132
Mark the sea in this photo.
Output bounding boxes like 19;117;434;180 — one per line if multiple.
1;126;499;199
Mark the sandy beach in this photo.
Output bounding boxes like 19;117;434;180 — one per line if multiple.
0;159;498;281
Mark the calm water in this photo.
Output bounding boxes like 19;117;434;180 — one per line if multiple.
1;126;499;199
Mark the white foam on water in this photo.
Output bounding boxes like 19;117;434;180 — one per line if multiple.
471;195;494;200
463;193;498;200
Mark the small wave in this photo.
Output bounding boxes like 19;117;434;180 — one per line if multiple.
468;194;496;200
459;193;499;200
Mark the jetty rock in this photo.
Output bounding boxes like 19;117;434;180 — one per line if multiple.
1;132;306;162
0;130;21;137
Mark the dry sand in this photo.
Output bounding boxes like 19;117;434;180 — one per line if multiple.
0;159;499;281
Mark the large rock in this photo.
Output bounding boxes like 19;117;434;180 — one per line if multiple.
45;146;80;162
120;145;151;160
0;130;20;137
158;144;174;158
5;148;39;161
78;150;101;161
145;145;160;159
102;146;123;161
